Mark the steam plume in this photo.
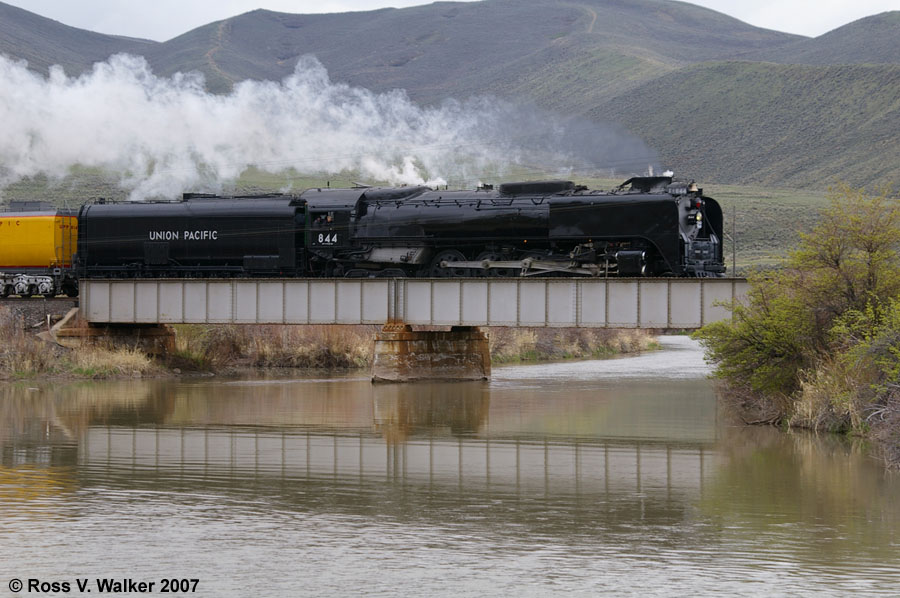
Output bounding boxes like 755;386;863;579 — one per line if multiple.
0;54;658;199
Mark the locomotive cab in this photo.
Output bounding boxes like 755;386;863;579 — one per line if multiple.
310;210;350;249
300;187;364;275
614;177;724;276
667;180;725;277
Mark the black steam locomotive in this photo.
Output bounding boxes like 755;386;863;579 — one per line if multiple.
76;176;725;279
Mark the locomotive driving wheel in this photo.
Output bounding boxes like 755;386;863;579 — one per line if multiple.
476;251;515;277
428;249;471;277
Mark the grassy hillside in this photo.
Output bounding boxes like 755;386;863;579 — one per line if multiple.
143;0;801;99
0;2;155;75
592;61;900;189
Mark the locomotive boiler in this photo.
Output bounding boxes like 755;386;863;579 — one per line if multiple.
75;176;725;280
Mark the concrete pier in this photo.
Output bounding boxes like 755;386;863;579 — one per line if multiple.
372;323;491;383
50;308;175;355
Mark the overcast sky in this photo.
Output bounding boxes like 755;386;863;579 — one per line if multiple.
5;0;898;41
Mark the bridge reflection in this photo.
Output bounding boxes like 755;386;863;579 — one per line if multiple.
4;372;898;576
1;376;717;502
4;374;898;565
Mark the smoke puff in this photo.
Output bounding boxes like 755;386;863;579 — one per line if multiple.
0;54;658;200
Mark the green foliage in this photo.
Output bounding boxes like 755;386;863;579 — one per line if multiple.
695;269;817;395
834;300;900;391
792;184;900;316
697;184;900;431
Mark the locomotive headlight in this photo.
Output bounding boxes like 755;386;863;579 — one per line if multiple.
695;212;703;223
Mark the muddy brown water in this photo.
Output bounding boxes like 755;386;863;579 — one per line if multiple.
1;337;897;596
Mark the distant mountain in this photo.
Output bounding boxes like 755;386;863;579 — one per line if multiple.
142;0;803;100
0;0;898;189
0;0;803;97
740;12;900;65
0;2;155;74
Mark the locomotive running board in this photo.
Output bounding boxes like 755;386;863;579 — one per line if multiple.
442;259;600;277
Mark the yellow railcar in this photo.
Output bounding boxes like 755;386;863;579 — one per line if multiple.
0;210;78;297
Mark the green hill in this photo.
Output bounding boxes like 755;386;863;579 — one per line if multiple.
591;61;900;188
142;0;802;100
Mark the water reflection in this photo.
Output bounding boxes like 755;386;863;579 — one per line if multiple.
373;382;490;441
0;376;717;501
1;338;898;597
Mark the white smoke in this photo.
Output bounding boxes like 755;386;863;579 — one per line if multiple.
0;53;658;200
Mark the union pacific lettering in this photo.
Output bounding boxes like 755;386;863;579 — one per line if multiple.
149;230;218;241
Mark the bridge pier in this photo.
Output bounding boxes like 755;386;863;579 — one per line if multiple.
372;323;491;383
51;308;175;356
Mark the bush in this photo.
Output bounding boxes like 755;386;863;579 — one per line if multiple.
696;183;900;434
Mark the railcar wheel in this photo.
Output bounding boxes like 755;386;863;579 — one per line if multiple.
428;249;470;277
0;285;10;298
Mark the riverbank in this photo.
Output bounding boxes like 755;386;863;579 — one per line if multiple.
0;306;163;379
489;327;657;363
172;324;658;371
0;305;657;379
696;185;900;469
709;378;900;469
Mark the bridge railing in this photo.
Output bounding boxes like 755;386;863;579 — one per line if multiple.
81;277;748;329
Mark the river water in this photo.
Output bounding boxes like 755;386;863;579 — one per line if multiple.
1;337;897;597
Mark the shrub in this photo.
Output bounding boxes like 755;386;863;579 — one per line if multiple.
697;184;900;433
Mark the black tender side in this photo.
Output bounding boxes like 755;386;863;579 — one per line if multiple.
77;197;303;277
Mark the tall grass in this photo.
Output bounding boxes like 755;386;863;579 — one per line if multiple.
173;324;656;371
489;327;656;364
66;346;155;378
0;306;157;379
0;308;60;377
792;357;874;433
173;324;376;370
